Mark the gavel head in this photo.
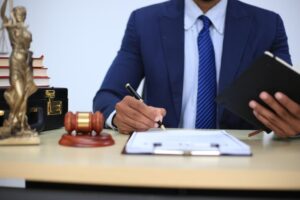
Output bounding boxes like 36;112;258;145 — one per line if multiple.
64;111;104;135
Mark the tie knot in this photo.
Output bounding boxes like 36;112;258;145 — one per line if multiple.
199;15;211;30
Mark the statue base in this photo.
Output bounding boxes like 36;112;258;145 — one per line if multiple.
59;132;114;148
0;134;40;146
0;127;40;146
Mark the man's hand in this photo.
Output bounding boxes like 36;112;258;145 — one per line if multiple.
113;96;166;134
249;92;300;138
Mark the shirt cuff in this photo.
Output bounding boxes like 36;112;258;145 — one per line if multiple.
106;110;117;130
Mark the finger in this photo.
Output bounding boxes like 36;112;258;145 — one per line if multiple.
113;114;135;135
252;110;287;138
249;101;294;137
272;93;300;136
115;112;150;134
116;104;157;130
249;100;291;136
275;92;300;119
118;124;134;135
259;92;291;122
159;108;167;117
120;105;157;128
125;97;163;121
148;106;167;122
120;111;157;131
159;108;167;122
121;96;167;128
116;97;157;128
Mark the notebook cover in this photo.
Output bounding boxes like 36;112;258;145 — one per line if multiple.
216;52;300;132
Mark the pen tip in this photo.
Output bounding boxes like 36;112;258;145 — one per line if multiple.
160;125;166;131
125;83;130;87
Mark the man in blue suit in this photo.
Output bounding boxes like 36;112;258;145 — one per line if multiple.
93;0;300;136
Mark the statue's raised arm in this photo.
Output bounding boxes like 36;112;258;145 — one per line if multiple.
1;0;9;23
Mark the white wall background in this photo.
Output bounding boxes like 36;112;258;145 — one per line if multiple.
4;0;300;111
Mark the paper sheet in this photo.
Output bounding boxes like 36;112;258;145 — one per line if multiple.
125;129;251;156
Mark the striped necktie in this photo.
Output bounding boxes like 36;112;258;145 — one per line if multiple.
195;15;217;129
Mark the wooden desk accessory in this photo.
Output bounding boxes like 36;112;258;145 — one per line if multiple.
59;112;114;147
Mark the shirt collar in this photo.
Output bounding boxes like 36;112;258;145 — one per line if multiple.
184;0;228;35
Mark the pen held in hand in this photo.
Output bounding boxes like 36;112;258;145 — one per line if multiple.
125;83;166;130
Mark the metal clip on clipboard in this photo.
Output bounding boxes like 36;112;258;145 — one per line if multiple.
152;143;221;156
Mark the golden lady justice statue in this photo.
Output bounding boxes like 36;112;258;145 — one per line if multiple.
0;0;39;144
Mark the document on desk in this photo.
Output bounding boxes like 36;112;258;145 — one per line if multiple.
124;130;252;156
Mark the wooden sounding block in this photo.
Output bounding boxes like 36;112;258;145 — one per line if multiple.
59;111;114;147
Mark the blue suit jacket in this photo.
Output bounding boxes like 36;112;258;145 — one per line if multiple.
93;0;291;129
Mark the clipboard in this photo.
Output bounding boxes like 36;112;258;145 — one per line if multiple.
122;130;252;156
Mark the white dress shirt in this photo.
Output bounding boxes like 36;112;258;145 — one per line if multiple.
179;0;227;128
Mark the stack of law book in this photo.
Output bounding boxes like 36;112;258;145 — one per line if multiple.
0;55;50;87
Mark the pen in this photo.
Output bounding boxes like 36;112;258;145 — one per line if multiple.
125;83;166;130
248;129;263;137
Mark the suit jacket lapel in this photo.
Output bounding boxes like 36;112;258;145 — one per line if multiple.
219;0;253;93
159;0;184;126
218;0;253;124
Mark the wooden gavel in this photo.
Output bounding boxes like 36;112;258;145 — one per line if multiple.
64;111;104;135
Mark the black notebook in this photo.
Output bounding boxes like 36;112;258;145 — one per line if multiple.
216;52;300;132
